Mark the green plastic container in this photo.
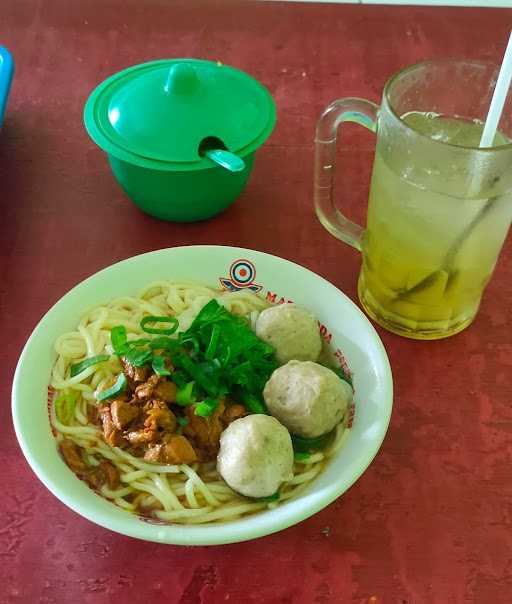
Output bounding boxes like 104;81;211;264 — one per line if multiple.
84;59;276;222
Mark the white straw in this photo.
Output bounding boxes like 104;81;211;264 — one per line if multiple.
479;31;512;148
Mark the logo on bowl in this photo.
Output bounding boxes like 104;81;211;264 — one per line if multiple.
220;259;262;293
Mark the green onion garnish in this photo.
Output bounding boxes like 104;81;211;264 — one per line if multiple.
242;392;267;415
205;324;221;360
176;381;196;406
70;354;110;378
291;431;333;453
123;347;152;367
97;373;127;401
254;492;279;503
152;354;171;377
171;371;187;389
220;344;231;367
111;325;128;355
194;398;219;417
149;336;180;352
179;334;200;354
55;391;77;424
294;451;311;462
177;416;189;427
140;315;179;335
331;366;353;386
175;353;218;397
127;338;152;348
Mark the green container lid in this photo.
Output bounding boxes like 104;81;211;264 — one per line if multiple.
84;58;276;171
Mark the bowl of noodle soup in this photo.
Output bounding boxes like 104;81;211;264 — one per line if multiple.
12;246;392;544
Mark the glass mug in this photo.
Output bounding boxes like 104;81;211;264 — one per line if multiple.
314;60;512;340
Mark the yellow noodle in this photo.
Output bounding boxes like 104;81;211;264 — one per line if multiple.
183;503;268;524
84;453;100;467
74;404;88;426
101;485;133;499
152;474;184;510
121;470;147;483
130;480;177;513
185;479;200;509
179;464;221;507
287;465;323;486
115;498;136;511
155;507;214;521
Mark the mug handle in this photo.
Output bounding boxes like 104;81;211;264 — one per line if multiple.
314;98;379;251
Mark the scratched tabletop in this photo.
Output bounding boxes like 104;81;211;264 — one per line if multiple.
1;2;511;603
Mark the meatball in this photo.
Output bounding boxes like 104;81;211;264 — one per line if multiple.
217;415;294;498
255;303;322;365
263;361;352;438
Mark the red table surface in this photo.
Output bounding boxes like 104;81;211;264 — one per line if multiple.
1;1;511;603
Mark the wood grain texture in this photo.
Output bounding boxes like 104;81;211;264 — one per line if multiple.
1;2;511;603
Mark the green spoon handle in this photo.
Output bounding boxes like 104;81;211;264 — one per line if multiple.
205;149;246;172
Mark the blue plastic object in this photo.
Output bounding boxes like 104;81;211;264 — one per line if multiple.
0;46;14;128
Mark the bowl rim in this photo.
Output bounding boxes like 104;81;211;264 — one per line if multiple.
11;245;393;545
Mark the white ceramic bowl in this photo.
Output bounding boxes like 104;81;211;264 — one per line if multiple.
12;246;393;545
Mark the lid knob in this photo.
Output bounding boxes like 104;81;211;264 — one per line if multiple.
164;63;200;95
